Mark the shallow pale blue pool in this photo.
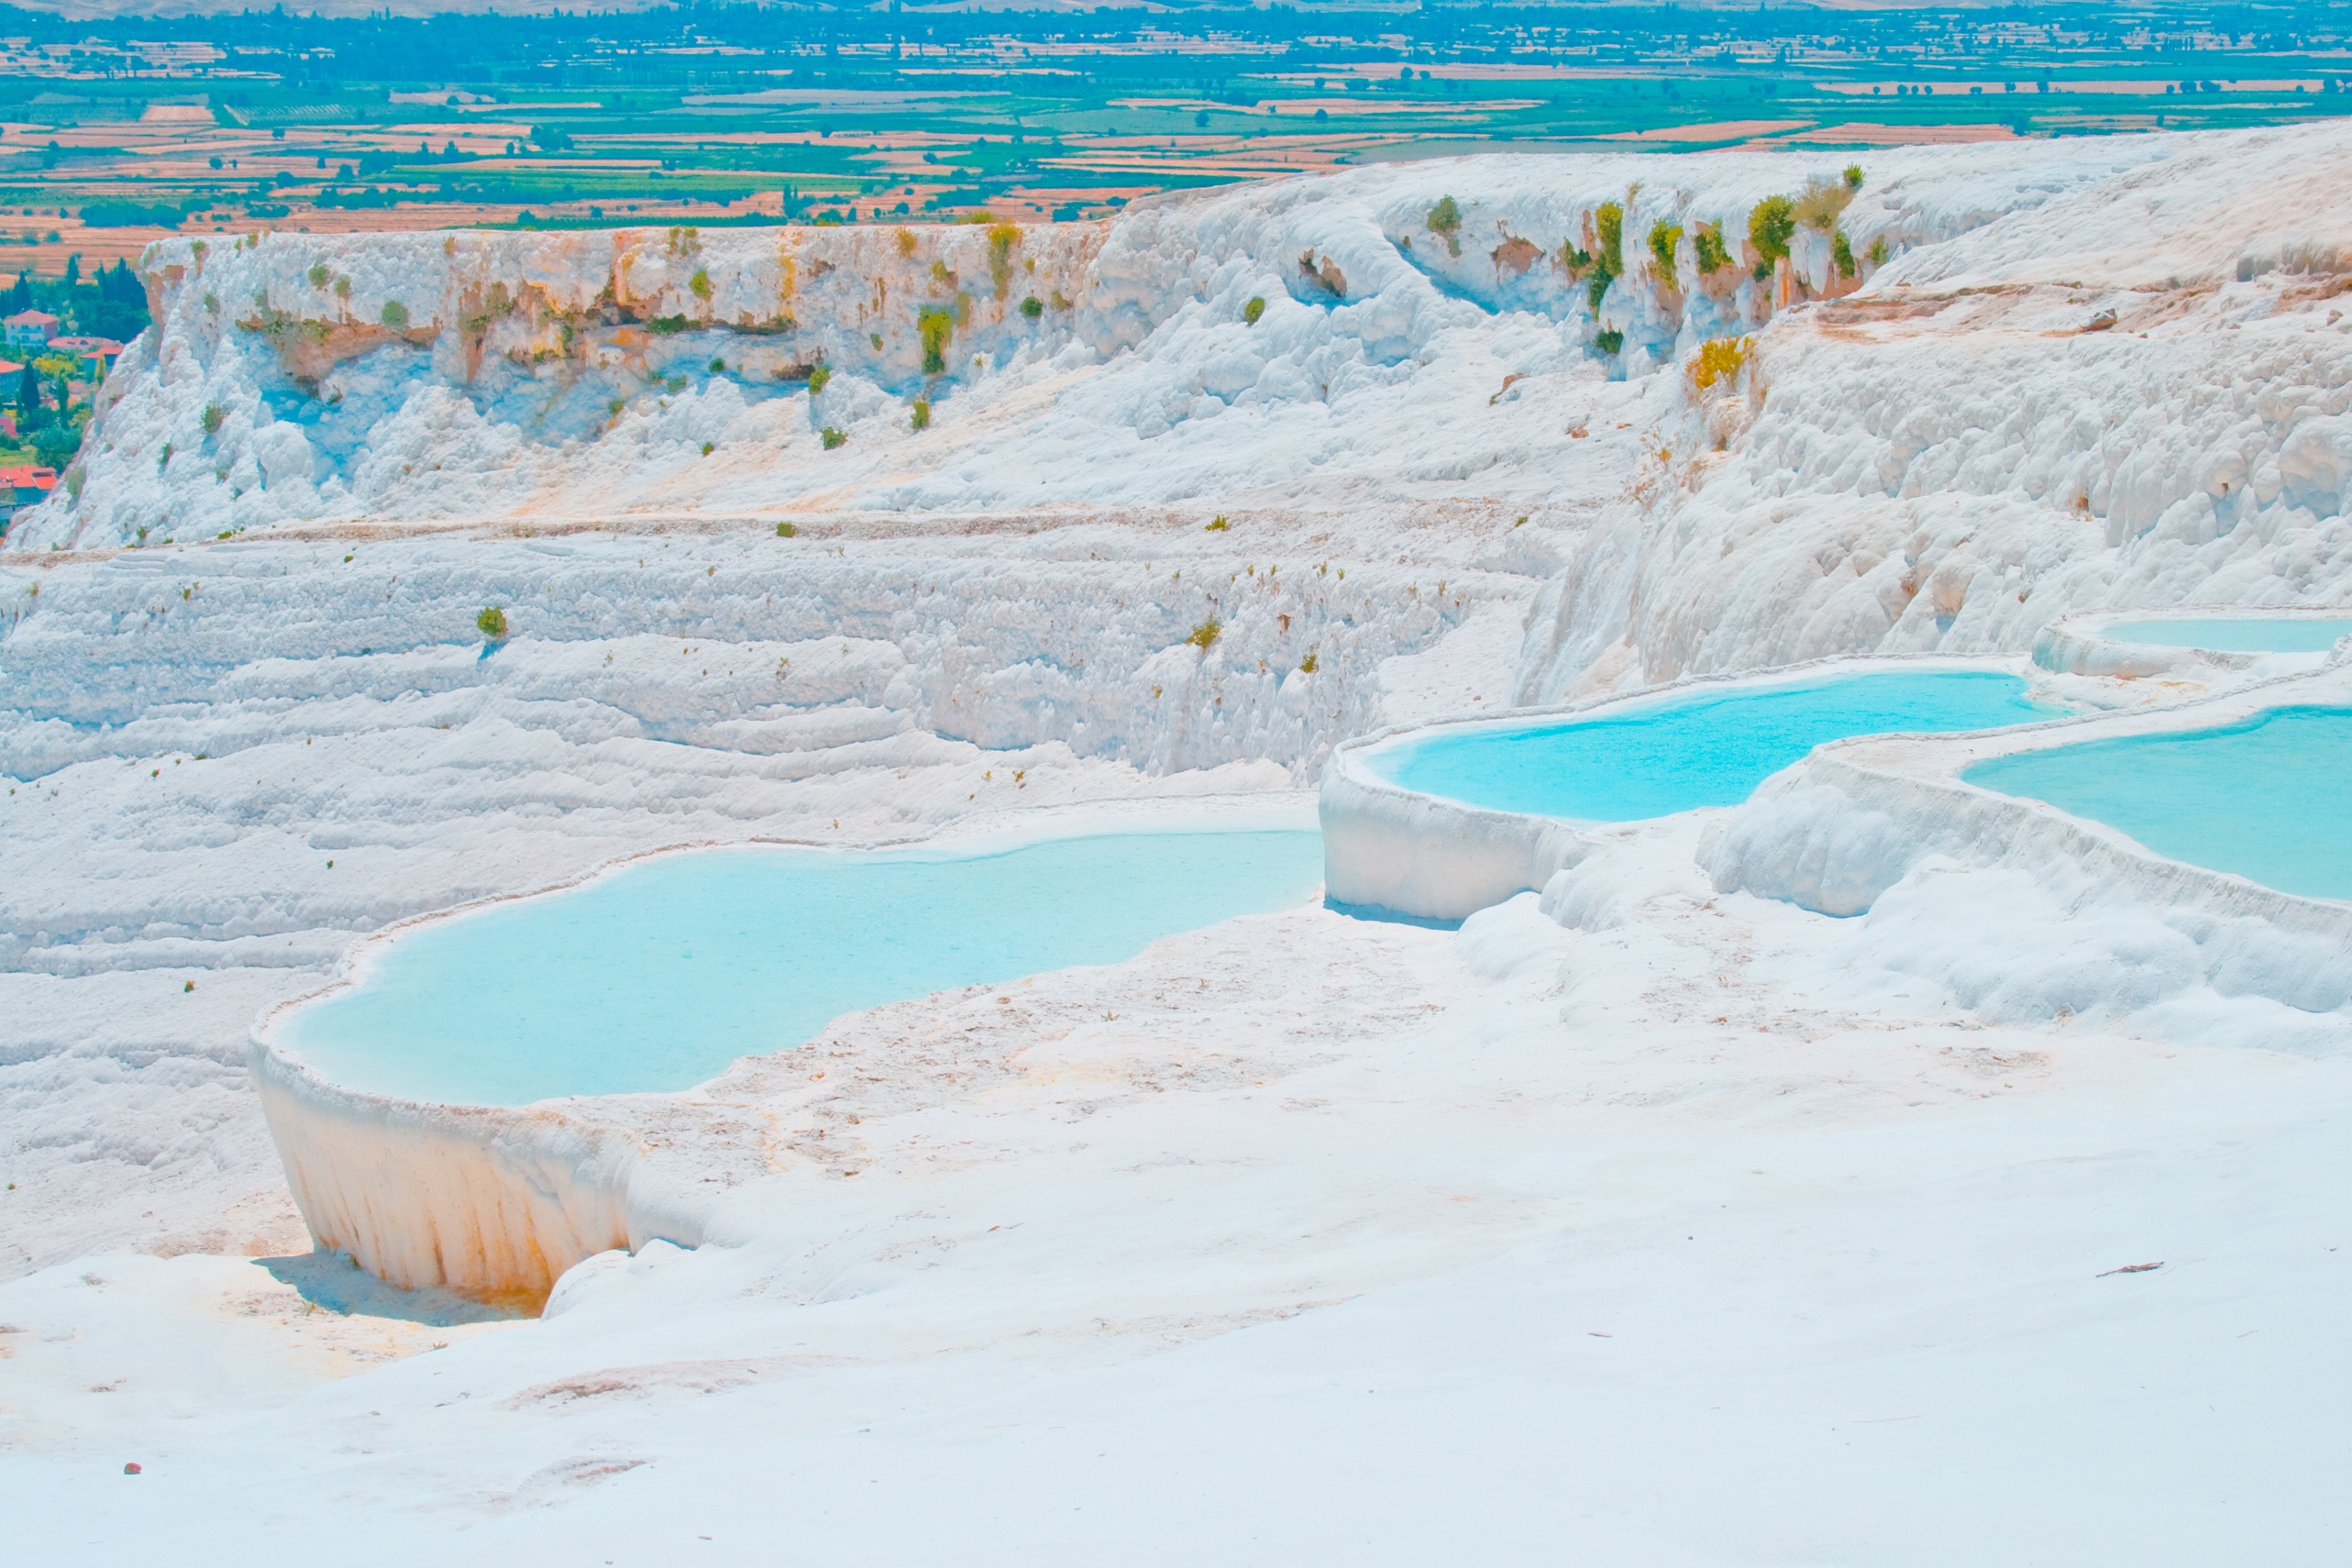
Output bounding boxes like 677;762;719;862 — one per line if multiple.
2106;617;2352;653
1371;670;2056;822
1962;706;2352;902
283;830;1324;1106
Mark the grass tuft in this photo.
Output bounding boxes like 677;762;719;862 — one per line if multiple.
1647;219;1683;275
1689;336;1748;392
1747;194;1796;281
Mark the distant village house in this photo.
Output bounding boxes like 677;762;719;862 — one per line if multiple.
5;309;58;349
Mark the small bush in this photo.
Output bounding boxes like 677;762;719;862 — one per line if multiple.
335;276;351;301
1298;646;1318;674
1588;200;1626;311
777;522;797;537
701;441;714;455
1187;617;1221;649
1243;295;1265;326
1843;163;1866;190
1692;222;1730;274
380;300;409;330
477;605;508;641
918;305;955;374
1831;229;1858;279
709;357;726;373
201;403;225;436
869;331;883;349
1021;295;1044;319
1748;194;1796;281
1689;336;1748;392
821;426;847;450
1647;219;1683;275
1792;179;1853;235
910;399;932;431
1867;235;1890;267
987;221;1021;296
306;261;329;288
1427;194;1463;257
1595;328;1625;356
896;226;918;256
690;269;712;301
1595;202;1625;273
807;364;832;396
1205;514;1229;531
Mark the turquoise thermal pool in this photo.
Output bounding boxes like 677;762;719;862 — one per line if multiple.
1372;670;2055;822
1962;705;2352;902
282;830;1324;1106
2104;617;2352;653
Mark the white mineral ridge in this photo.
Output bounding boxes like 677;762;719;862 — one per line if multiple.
4;127;2183;549
4;123;2351;1561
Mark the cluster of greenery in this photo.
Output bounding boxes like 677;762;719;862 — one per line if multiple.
5;257;146;468
6;255;147;340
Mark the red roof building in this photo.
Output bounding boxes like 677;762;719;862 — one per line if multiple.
4;309;59;348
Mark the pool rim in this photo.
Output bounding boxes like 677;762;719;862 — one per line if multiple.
242;792;1323;1303
251;790;1321;1110
1353;655;2059;817
1318;651;2076;923
2035;603;2352;679
1757;659;2352;915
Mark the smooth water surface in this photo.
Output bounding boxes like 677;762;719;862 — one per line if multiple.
1963;706;2352;901
284;830;1324;1106
2105;617;2352;654
1374;670;2054;822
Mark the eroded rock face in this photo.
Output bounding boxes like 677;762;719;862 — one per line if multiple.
15;133;2170;553
1515;122;2352;701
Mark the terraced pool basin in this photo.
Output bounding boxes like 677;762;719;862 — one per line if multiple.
2105;617;2352;654
281;829;1324;1106
1372;669;2055;822
1962;705;2352;902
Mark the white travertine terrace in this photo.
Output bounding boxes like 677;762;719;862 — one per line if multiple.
10;121;2352;1559
2033;605;2352;679
1702;657;2352;1037
247;1033;686;1301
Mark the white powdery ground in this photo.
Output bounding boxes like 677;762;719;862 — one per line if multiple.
4;827;2346;1562
0;505;1538;1274
1;122;2350;1559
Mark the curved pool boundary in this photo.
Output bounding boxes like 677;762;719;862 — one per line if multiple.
248;791;1318;1304
1701;663;2352;1016
1320;654;2052;924
2034;605;2352;679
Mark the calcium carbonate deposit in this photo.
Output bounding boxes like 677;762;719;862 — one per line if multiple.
5;122;2352;1564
